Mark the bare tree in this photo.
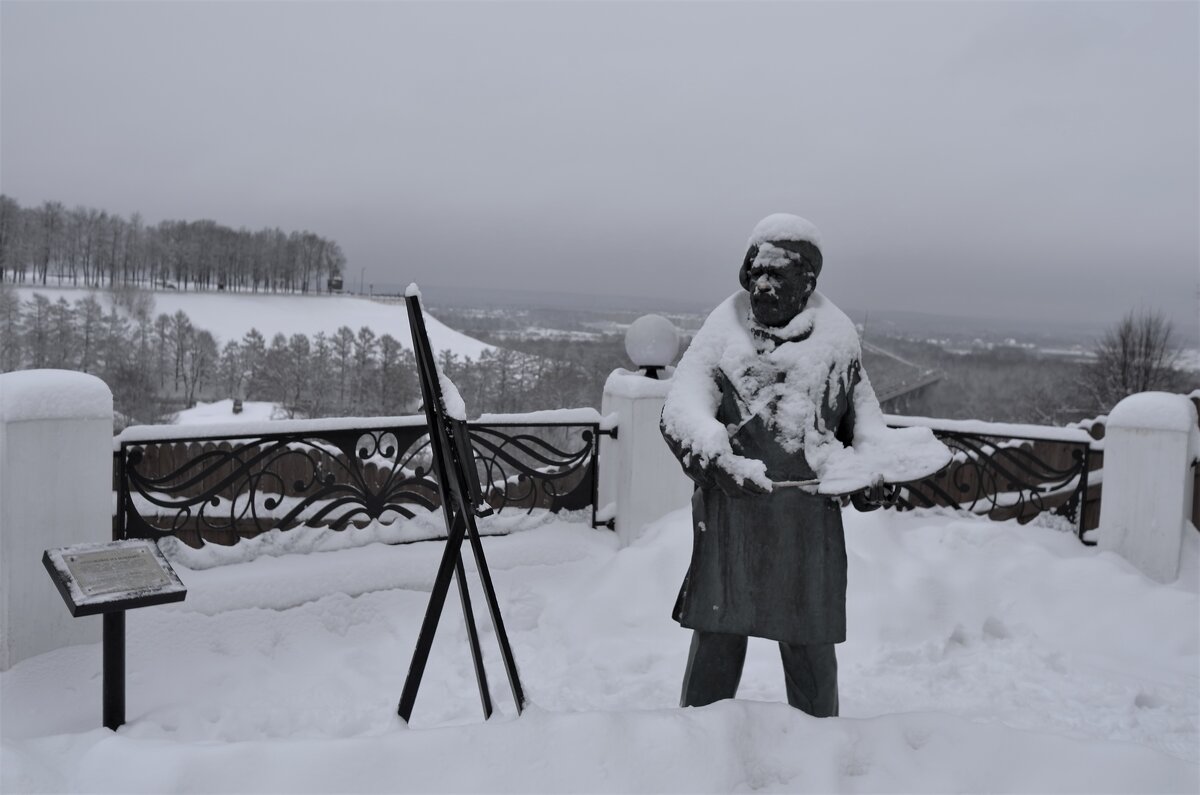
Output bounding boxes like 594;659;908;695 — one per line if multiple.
153;313;172;387
35;201;64;285
180;330;218;406
168;310;193;391
1083;309;1188;412
0;196;19;281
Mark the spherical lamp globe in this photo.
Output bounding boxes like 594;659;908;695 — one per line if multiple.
624;314;680;379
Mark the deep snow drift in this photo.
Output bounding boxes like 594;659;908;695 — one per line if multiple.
2;508;1196;793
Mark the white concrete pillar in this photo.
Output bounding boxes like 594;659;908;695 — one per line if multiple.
599;368;694;547
1;370;113;669
1098;392;1199;583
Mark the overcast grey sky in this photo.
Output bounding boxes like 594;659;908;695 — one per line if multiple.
2;1;1197;335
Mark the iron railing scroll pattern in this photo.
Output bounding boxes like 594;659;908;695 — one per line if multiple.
114;415;1096;548
114;418;609;549
469;424;602;518
885;422;1094;545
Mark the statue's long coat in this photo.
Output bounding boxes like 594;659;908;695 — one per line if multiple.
663;358;862;646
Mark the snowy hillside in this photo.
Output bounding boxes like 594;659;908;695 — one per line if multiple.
2;508;1196;793
171;399;286;424
8;286;495;360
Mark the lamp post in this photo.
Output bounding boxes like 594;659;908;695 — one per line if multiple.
624;314;680;379
360;267;366;295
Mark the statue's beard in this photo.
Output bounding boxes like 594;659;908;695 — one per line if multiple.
750;291;810;328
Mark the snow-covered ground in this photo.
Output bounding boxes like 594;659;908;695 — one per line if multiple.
2;508;1196;793
170;398;286;425
7;286;495;359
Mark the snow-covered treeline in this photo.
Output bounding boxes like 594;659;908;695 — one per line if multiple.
0;195;345;294
0;286;609;425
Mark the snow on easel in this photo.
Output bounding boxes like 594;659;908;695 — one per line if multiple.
396;285;526;723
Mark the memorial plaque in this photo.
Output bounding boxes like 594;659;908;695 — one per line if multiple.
66;546;170;596
43;539;186;617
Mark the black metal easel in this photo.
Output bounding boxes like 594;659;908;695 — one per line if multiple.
396;292;526;723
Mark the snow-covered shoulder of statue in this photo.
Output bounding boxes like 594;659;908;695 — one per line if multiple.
662;292;770;488
662;290;950;494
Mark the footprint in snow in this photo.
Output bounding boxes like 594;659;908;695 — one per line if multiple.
982;616;1010;640
1134;690;1164;709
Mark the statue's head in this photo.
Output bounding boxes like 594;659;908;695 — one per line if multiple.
740;214;823;328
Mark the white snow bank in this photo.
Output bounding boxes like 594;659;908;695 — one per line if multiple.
1108;391;1199;433
2;703;1192;794
0;369;112;423
2;510;1196;792
157;508;576;579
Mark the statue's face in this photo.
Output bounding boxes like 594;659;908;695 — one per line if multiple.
746;244;818;327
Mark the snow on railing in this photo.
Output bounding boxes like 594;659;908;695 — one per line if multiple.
885;414;1098;542
884;414;1094;444
113;399;1181;552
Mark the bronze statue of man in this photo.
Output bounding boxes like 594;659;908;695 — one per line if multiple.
660;213;948;717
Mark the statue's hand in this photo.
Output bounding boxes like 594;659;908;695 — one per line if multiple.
850;477;895;512
678;450;717;488
662;426;770;497
662;427;715;488
711;458;771;498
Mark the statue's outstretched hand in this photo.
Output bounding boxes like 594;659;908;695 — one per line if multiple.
711;460;771;498
662;427;770;497
850;477;895;512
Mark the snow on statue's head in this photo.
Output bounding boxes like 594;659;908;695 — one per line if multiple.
740;214;824;328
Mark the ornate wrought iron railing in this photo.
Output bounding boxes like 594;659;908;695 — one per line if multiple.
113;410;1102;549
884;415;1098;544
113;413;615;549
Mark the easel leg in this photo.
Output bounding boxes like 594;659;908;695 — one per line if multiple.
397;510;468;723
463;516;526;713
455;553;493;719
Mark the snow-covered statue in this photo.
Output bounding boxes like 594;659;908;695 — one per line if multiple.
660;213;950;717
